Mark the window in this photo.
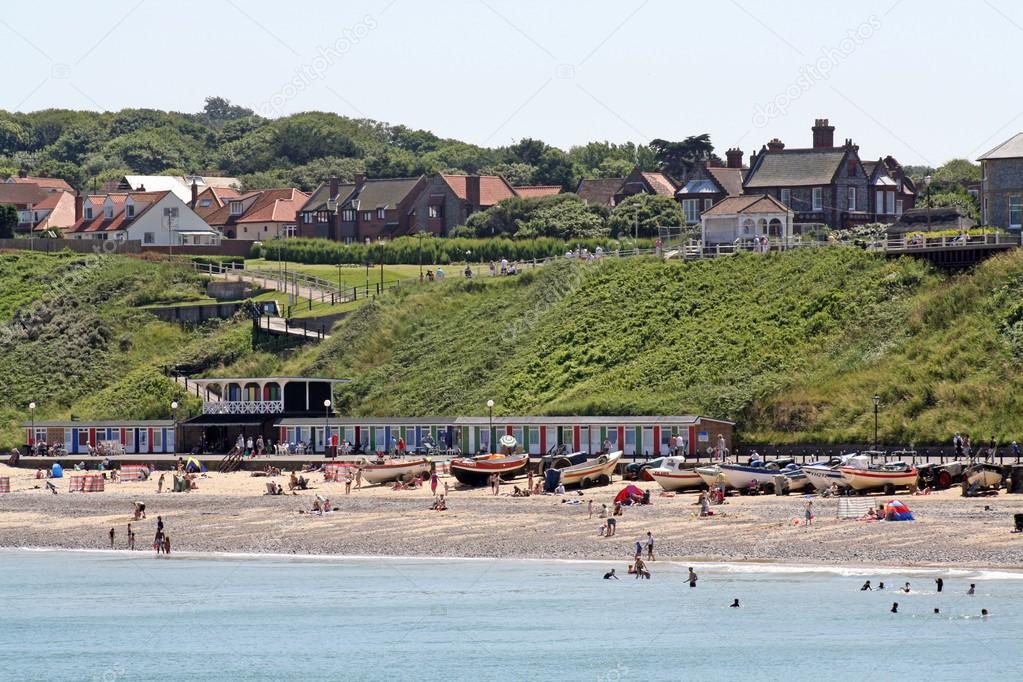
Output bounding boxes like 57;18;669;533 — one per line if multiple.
703;198;713;211
1010;197;1022;229
153;430;162;449
104;205;113;219
200;199;212;207
285;224;297;238
377;208;386;220
78;430;89;447
681;199;699;224
428;205;440;219
875;190;884;214
896;199;904;215
847;187;856;212
317;213;328;223
362;211;372;222
780;189;791;207
84;206;93;220
143;232;155;244
886;192;895;215
303;212;312;224
342;209;355;221
229;201;243;216
125;203;135;219
812;187;823;211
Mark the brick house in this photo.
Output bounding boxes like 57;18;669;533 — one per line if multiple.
676;149;746;225
190;185;242;220
863;156;916;222
612;168;679;205
408;174;518;236
979;132;1023;230
298;175;427;242
204;188;309;241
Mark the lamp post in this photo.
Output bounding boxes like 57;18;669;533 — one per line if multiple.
923;175;932;232
364;261;370;297
171;401;179;455
419;231;425;279
486;399;495;454
872;394;881;451
29;401;36;449
466;249;472;278
324;399;332;456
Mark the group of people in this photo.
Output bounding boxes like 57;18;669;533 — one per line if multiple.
563;246;606;262
420;268;445;282
953;432;1017;460
862;578;988;617
108;512;167;556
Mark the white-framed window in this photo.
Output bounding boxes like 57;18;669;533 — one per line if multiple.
780;188;791;207
847;187;856;211
886;192;895;215
875;190;884;213
1010;197;1022;229
362;211;372;222
143;232;155;244
896;199;904;216
528;427;540;455
812;187;823;211
377;208;386;220
229;201;243;216
17;210;31;224
624;428;637;455
104;205;114;219
681;198;699;224
342;209;355;221
703;198;713;210
317;213;328;223
84;206;93;220
428;205;440;219
284;224;297;238
200;199;212;207
303;212;312;224
125;203;135;219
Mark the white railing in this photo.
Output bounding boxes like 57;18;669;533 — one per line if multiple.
202;400;284;415
871;232;1020;252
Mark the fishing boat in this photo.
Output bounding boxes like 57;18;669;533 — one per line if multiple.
838;457;918;493
780;464;811;492
646;457;703;492
359;458;432;485
555;451;622;488
695;464;724;489
801;455;864;492
695;460;793;491
966;462;1004;489
449;453;529;486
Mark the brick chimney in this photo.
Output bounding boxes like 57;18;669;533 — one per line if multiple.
138;183;145;192
812;118;835;148
328;176;339;200
844;139;859;153
466;175;482;212
767;138;785;151
190;179;198;208
74;191;83;223
726;148;744;169
706;157;722;168
354;173;366;188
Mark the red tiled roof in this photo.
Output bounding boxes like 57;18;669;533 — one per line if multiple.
66;191;170;233
7;176;73;192
204;188;309;226
441;175;517;207
640;172;678;196
513;185;562;198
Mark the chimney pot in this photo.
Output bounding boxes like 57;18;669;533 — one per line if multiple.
190;179;198;208
726;148;744;169
767;138;785;151
812;118;836;149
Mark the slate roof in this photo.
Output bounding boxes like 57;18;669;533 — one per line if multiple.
706;167;744;196
744;149;848;188
978;132;1023;161
574;178;623;206
345;177;424;210
299;181;357;212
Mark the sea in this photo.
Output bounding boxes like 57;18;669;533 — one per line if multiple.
1;549;1019;682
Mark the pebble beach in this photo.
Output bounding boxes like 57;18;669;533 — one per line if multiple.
1;464;1021;568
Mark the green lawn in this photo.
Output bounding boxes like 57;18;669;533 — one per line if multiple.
244;259;427;288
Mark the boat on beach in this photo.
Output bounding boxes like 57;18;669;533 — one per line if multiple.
695;460;793;491
359;458;432;485
554;451;622;488
838;457;918;493
646;457;703;491
449;453;529;486
966;462;1004;489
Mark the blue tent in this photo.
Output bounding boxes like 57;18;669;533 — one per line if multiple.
51;462;63;478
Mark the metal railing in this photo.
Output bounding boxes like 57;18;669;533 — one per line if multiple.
203;399;284;415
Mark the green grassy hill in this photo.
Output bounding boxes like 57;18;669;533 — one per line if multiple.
7;247;1023;446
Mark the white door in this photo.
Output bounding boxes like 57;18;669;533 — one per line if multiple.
124;428;135;453
528;428;541;455
579;427;589;453
589;428;602;453
641;428;653;457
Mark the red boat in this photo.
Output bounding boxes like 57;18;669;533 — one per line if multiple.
449;453;529;486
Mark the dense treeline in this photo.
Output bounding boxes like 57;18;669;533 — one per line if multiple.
0;97;717;193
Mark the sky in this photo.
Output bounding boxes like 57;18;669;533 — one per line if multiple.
1;0;1020;166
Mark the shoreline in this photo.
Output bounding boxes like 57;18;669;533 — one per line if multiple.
4;545;1023;577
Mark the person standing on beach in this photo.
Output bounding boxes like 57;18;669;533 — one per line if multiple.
804;500;814;528
344;472;353;495
355;467;363;490
127;524;135;551
527;469;534;494
634;540;643;560
109;527;115;548
430;471;439;496
646;532;655;561
588;500;593;519
688;567;698;588
157;473;165;494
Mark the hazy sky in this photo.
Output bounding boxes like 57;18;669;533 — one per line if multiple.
2;0;1019;166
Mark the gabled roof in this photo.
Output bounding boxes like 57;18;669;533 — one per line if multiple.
205;188;309;226
192;186;242;218
744;148;849;188
0;183;49;206
121;175;241;202
440;174;517;206
978;132;1023;161
512;185;562;198
66;191;171;233
701;194;792;217
6;176;73;192
300;181;357;213
706;167;745;197
574;178;623;206
639;171;678;196
345;177;425;211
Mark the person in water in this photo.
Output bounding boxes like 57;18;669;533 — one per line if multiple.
878;582;885;590
688;567;698;588
730;599;740;608
981;609;989;618
603;569;618;580
935;577;944;593
633;557;650;579
891;603;899;613
902;582;911;593
861;580;872;591
967;584;976;595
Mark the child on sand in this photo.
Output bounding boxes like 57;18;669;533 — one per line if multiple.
109;527;115;548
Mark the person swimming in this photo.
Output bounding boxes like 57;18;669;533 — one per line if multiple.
878;582;885;590
730;599;740;608
902;582;911;593
935;577;944;593
603;569;618;580
981;609;989;618
967;584;976;595
861;580;872;591
891;603;899;613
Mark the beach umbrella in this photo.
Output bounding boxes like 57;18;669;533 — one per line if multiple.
499;435;517;448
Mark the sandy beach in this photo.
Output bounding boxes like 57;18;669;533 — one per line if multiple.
1;463;1021;567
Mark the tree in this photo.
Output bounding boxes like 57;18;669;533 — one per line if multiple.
930;159;981;190
0;117;30;155
272;115;360;166
201;96;254;127
0;204;17;238
917;186;980;221
608;194;685;238
515;196;607;239
480;162;536;186
650;134;714;178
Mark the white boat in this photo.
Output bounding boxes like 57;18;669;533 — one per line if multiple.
801;464;849;492
695;465;724;488
556;451;622;488
359;458;432;485
839;457;917;492
781;465;811;492
966;463;1003;488
647;457;703;492
696;461;792;490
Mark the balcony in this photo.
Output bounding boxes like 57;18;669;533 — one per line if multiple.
203;400;284;415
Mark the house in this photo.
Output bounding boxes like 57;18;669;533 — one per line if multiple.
109;175;241;203
700;194;793;245
742;119;916;230
64;191;220;245
512;185;562;198
978;132;1023;230
676;149;746;224
574;178;623;209
204;188;309;241
298;175;427;242
5;171;74;193
863;156;916;222
408;174;518;236
0;183;76;234
613;168;679;205
190;185;242;220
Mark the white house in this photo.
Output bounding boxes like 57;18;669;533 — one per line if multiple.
700;195;794;245
64;191;221;246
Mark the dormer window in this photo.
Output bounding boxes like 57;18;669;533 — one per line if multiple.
104;205;114;219
125;203;135;219
200;199;212;208
229;201;243;216
84;206;93;220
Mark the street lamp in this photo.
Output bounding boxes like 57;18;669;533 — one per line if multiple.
28;401;36;449
324;399;332;456
364;261;370;296
872;394;881;451
171;401;179;455
923;175;933;232
487;399;495;453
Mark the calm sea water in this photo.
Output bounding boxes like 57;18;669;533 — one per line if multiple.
1;550;1019;682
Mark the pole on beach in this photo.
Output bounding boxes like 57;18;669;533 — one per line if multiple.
487;399;495;454
324;399;332;457
873;394;881;451
29;401;36;449
171;401;179;455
